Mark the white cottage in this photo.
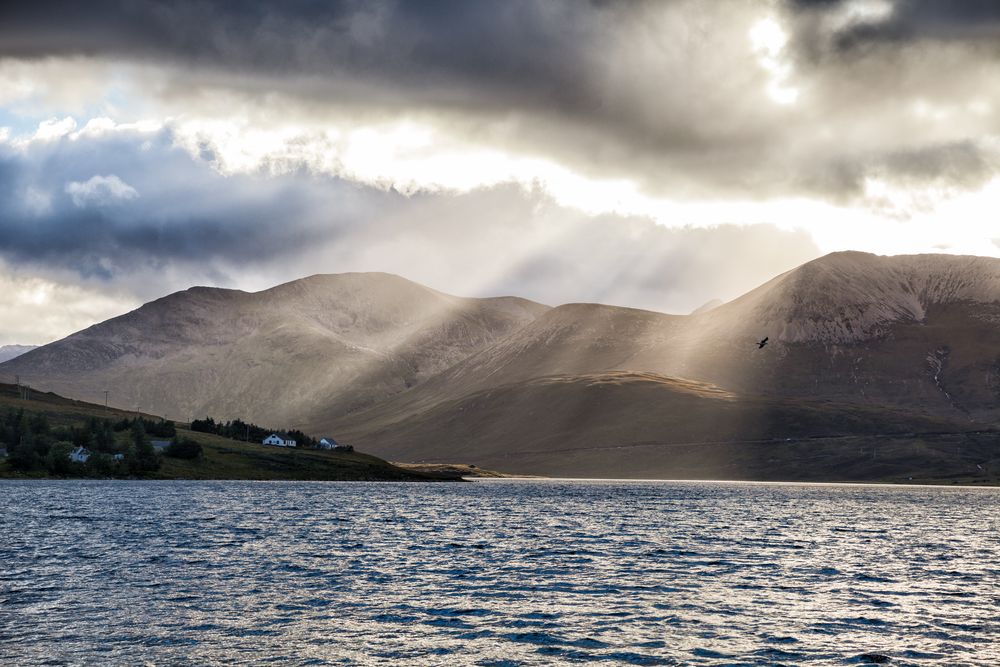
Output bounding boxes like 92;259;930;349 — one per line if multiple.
263;433;296;447
69;447;91;463
318;437;350;451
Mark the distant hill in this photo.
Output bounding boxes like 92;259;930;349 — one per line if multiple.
5;253;1000;480
0;345;37;364
0;273;547;424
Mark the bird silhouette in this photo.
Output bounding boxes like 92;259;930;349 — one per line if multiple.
757;337;769;349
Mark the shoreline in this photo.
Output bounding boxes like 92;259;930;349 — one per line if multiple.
2;474;997;489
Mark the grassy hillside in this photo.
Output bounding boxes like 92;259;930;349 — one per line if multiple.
0;383;453;481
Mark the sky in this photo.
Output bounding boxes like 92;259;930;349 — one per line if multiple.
2;0;1000;345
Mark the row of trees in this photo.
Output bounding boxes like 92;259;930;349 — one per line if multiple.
190;417;318;448
1;410;161;476
112;416;176;438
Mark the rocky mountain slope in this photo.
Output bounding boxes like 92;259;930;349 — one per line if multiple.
685;251;1000;418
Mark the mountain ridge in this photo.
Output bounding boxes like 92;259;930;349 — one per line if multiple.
5;252;1000;477
1;272;549;423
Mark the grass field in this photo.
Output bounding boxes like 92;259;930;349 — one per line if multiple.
0;382;453;481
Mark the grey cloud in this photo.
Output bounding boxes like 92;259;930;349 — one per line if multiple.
0;128;821;314
791;140;998;208
0;128;392;289
316;185;822;313
789;0;1000;53
880;141;994;186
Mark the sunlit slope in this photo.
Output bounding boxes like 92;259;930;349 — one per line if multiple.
0;273;548;424
331;252;1000;427
335;371;983;479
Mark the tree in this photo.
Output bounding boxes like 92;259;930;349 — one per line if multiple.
165;439;202;460
72;426;94;449
8;430;40;471
190;417;217;434
128;419;159;474
47;442;75;475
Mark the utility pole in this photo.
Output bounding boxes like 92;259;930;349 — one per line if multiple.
14;375;27;400
104;391;109;414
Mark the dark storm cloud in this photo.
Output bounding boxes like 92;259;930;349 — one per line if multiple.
0;0;791;192
8;0;1000;203
788;0;1000;55
0;1;615;117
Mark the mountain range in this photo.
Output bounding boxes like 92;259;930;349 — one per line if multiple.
4;251;1000;479
0;345;37;364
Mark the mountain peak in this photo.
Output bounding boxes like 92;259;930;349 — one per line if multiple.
712;251;1000;343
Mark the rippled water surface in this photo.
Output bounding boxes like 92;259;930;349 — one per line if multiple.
1;480;998;665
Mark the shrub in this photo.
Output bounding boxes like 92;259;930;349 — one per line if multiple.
164;438;203;460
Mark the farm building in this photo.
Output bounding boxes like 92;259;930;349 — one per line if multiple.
263;433;297;447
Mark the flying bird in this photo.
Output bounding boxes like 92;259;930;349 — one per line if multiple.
757;337;769;349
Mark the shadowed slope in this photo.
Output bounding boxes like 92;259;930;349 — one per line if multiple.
335;371;972;479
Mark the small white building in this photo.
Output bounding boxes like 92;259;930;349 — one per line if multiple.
69;447;91;463
263;433;296;447
113;453;125;462
318;437;350;451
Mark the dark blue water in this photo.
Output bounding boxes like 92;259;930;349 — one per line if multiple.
0;480;997;665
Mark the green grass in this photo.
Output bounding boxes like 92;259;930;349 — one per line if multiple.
0;382;450;481
154;429;447;480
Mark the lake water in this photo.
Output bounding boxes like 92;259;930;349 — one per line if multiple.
0;480;997;666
